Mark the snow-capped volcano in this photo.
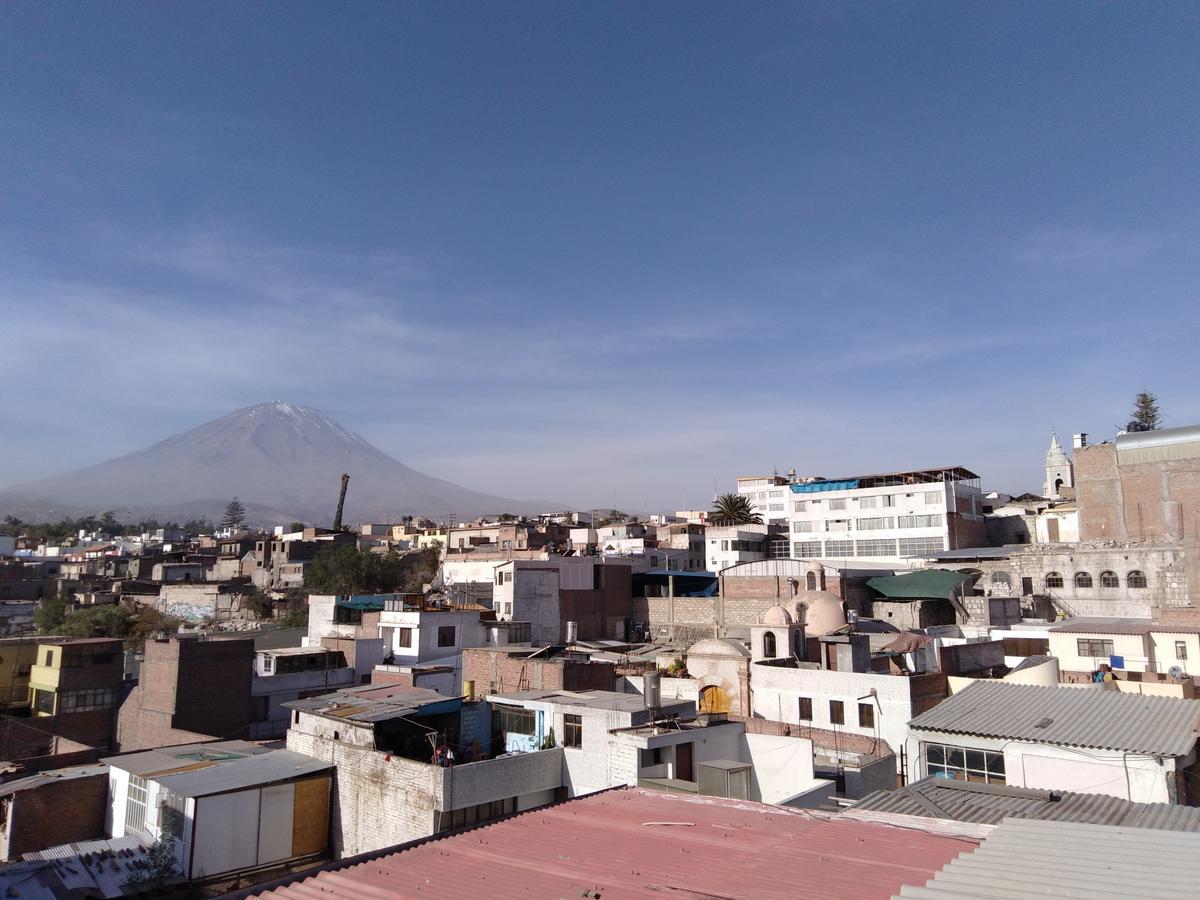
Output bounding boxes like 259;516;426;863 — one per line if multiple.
0;401;537;524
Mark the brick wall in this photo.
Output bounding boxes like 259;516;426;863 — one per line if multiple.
116;638;253;751
460;649;615;696
1;773;107;860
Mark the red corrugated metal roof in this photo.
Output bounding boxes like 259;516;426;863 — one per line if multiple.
249;788;976;900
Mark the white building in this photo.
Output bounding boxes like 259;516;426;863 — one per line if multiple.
1043;430;1075;500
705;523;772;572
736;474;793;526
491;557;631;644
251;646;361;738
103;741;332;880
488;688;834;806
906;681;1200;803
785;467;985;564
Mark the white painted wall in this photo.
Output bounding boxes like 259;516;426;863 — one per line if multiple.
905;728;1181;803
379;608;489;662
750;662;912;772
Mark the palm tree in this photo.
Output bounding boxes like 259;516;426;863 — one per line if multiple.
709;493;762;526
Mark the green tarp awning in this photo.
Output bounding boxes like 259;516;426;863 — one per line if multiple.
866;569;972;600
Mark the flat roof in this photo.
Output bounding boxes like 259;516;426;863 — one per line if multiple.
259;645;341;657
102;741;330;798
244;787;976;899
285;684;460;724
487;689;665;713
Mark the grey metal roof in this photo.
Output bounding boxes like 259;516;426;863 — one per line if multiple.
1050;616;1200;635
894;817;1200;900
853;777;1200;830
102;741;330;797
907;681;1200;756
284;683;460;724
154;749;331;798
921;546;1015;561
0;764;108;798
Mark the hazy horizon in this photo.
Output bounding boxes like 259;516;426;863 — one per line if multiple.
3;4;1198;509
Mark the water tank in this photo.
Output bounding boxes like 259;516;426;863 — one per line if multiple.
565;621;578;644
644;671;662;709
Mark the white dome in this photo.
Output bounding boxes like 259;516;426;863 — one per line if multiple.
792;590;846;636
762;604;793;626
687;638;751;659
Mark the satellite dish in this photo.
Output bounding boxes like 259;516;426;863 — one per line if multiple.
1168;665;1185;679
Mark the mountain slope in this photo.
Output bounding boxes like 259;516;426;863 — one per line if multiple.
0;402;541;524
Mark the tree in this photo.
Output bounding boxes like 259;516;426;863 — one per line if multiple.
709;493;763;526
35;596;69;633
221;497;246;529
1131;392;1163;431
288;521;306;533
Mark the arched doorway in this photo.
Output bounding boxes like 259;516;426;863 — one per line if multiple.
699;685;732;714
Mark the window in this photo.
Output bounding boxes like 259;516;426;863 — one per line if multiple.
898;537;946;556
437;626;456;647
262;656;274;674
768;491;784;499
880;494;896;507
125;775;148;835
793;501;807;512
792;521;814;533
829;499;847;511
1045;572;1064;589
829;700;844;725
59;688;116;712
990;571;1012;587
43;650;54;666
898;514;943;529
858;496;877;509
1077;638;1114;657
1127;570;1147;589
793;697;812;721
857;702;875;728
495;705;536;736
397;628;414;648
806;572;818;590
1074;572;1093;588
1099;571;1119;588
924;491;943;504
855;539;897;556
855;516;895;531
925;743;1006;784
721;540;729;551
563;714;582;748
763;632;777;659
795;541;822;556
32;689;54;715
158;790;186;839
768;504;785;512
824;540;854;557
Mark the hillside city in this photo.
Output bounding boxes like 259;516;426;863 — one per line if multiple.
0;395;1198;897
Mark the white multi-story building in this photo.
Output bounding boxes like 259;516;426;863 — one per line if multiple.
781;467;985;564
705;524;775;572
736;475;793;526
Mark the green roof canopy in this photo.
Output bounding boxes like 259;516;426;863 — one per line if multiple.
866;569;972;600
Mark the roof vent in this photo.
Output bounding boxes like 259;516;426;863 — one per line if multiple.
1034;716;1053;729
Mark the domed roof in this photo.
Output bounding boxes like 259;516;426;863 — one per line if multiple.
762;604;793;626
792;590;846;637
687;638;751;659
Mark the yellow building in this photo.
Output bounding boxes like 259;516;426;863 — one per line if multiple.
0;636;60;713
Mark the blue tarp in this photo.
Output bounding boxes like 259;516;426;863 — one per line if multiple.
790;479;861;494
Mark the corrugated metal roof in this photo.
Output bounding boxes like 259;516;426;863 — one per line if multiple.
249;787;977;900
1050;616;1200;635
102;739;271;777
851;776;1200;830
9;834;155;899
0;764;107;798
908;681;1200;756
154;749;331;798
894;817;1200;900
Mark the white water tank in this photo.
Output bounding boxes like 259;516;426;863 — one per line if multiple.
644;671;662;709
565;621;578;644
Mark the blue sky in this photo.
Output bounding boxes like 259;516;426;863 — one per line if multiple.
2;3;1198;510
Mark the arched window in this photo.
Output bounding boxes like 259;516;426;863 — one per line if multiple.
1045;572;1064;589
990;571;1012;587
763;631;777;659
1099;571;1119;588
805;571;818;591
1075;572;1093;588
1127;570;1148;589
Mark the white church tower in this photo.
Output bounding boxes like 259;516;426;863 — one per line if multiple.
1043;430;1074;500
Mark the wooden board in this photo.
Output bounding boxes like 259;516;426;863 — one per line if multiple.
291;775;331;857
